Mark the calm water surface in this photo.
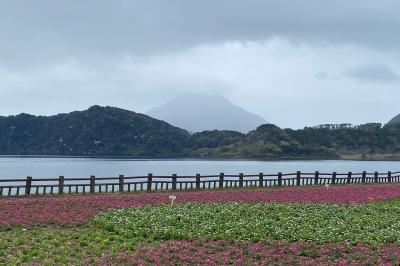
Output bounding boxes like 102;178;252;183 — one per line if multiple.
0;157;399;179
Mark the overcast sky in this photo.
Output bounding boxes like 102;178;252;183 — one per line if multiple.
1;0;400;128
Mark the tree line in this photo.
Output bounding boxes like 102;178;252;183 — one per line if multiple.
1;106;400;159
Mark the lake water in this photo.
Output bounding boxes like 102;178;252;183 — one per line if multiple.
1;157;399;180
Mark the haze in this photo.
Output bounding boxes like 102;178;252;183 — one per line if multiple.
1;0;400;128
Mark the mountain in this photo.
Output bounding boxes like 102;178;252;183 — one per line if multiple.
146;93;267;133
2;105;400;159
0;105;190;156
188;123;400;159
388;114;400;124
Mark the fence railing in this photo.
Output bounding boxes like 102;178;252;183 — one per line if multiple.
1;171;400;197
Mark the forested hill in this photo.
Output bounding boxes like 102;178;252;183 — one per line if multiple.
1;106;400;159
0;106;190;156
192;123;400;159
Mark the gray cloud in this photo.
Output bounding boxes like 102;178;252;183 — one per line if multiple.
1;0;400;67
315;71;339;80
342;63;399;83
1;1;400;128
1;40;400;129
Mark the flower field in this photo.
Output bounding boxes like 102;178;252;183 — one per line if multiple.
93;202;400;245
2;184;400;226
1;184;400;265
97;239;400;265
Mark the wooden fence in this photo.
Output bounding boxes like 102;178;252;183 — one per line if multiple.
1;171;400;197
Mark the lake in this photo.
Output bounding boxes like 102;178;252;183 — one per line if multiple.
1;157;399;180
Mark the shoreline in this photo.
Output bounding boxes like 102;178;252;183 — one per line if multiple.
0;154;400;162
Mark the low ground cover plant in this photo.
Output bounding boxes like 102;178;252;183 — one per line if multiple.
2;184;400;227
97;239;400;265
0;226;142;265
94;201;400;245
2;186;400;265
2;226;400;265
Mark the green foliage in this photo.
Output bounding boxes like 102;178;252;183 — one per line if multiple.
0;105;190;157
2;199;400;264
0;226;141;265
191;123;400;158
94;202;400;246
190;130;244;149
2;106;400;158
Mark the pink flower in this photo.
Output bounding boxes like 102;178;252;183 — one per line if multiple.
2;184;400;227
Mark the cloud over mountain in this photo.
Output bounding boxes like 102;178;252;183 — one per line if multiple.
147;93;266;133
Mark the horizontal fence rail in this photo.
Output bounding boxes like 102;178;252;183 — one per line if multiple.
1;171;400;197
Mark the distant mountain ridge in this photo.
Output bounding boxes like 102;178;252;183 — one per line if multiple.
146;93;267;133
2;106;400;159
388;114;400;124
0;105;190;156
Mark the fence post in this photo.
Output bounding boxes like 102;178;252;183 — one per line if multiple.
314;171;319;185
147;173;153;191
362;171;366;183
119;175;124;192
296;171;301;186
26;176;32;195
90;175;96;193
172;174;177;190
239;173;243;188
259;172;264;187
347;172;352;184
374;172;378;183
219;173;225;189
332;172;336;185
58;176;64;194
388;171;392;183
196;174;201;189
278;172;282;186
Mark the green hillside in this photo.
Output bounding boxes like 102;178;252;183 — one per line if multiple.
2;106;400;159
0;106;190;157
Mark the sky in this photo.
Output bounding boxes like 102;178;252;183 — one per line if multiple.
1;0;400;129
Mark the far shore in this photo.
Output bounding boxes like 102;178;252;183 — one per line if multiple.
1;154;400;161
